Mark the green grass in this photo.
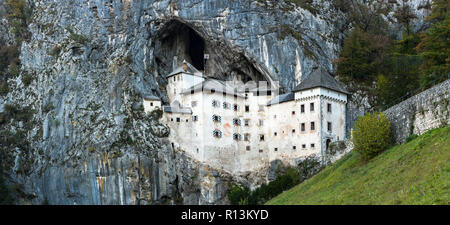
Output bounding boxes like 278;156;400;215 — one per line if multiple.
267;126;450;205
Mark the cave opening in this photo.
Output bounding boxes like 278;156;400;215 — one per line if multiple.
187;28;205;71
154;20;205;74
153;19;274;90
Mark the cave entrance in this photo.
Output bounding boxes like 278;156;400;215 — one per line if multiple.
153;19;276;90
154;20;205;73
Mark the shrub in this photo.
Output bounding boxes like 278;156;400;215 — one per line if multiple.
0;80;9;96
227;183;250;205
352;112;392;161
228;167;301;205
21;73;32;86
149;108;163;120
405;134;419;143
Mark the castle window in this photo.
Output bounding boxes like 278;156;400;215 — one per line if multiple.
212;115;221;123
244;119;250;126
244;133;250;141
302;144;306;149
301;123;305;131
259;149;263;153
210;89;215;94
259;120;264;126
233;133;242;141
192;115;198;121
274;132;277;136
213;130;222;138
150;102;154;106
301;104;305;113
186;119;189;122
293;146;296;150
233;118;241;126
259;135;265;141
245;105;250;112
212;100;219;107
311;143;315;148
176;118;180;122
327;103;332;113
292;129;296;133
192;101;198;107
310;103;315;112
328;122;332;132
223;102;230;109
233;104;239;111
171;118;173;122
274;148;278;152
191;90;195;94
246;146;251;151
292;111;295;115
311;122;315;130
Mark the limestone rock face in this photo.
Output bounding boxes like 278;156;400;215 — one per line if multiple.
0;0;426;205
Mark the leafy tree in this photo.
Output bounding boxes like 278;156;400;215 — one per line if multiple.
416;0;450;84
352;112;392;161
393;0;418;35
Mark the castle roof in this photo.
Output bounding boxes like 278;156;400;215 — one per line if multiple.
163;101;192;114
181;78;245;98
167;60;204;78
293;68;349;94
142;93;160;101
266;92;294;106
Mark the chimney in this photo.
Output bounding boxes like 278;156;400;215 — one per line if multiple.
182;60;188;71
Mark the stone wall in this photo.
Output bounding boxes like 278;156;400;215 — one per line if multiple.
384;79;450;144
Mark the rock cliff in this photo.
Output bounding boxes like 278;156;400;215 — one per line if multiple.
0;0;427;204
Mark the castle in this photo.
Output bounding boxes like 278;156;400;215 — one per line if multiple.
143;60;349;174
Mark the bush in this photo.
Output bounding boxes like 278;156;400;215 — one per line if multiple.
21;73;32;86
0;80;9;96
228;183;250;205
149;108;163;120
228;167;301;205
352;112;392;161
405;134;419;143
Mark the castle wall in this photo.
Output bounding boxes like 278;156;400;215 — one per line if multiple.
384;79;450;144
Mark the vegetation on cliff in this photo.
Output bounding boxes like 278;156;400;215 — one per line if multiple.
335;0;449;110
267;125;450;205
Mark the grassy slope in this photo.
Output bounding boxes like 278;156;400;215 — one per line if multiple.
267;126;450;205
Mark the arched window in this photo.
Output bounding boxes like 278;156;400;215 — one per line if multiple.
212;115;221;123
233;118;241;126
213;130;222;138
233;133;242;141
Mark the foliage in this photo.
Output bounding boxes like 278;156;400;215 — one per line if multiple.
267;126;450;205
0;166;14;205
416;0;450;84
21;73;33;86
352;112;392;161
0;80;9;96
5;0;32;43
405;134;419;142
149;108;163;120
66;27;89;44
228;167;302;205
0;45;20;75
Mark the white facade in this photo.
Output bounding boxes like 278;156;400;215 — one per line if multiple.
143;98;162;113
154;61;348;175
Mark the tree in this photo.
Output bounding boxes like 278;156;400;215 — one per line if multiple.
415;0;449;84
352;112;392;161
393;0;418;35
